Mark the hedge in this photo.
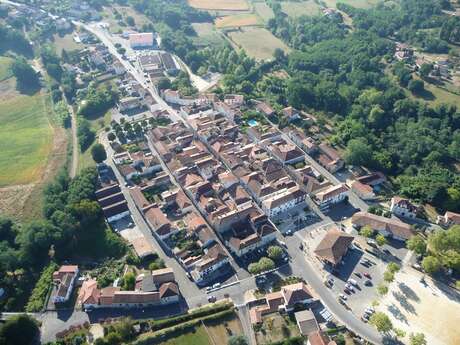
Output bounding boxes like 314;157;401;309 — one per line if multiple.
133;309;235;345
26;262;58;312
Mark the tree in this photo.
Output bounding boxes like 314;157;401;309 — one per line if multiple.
91;144;107;163
78;119;95;151
360;225;374;238
394;328;406;338
419;63;433;79
407;235;427;255
383;270;395;283
377;283;389;295
387;262;400;273
157;77;172;91
344;138;372;166
0;314;39;345
258;257;275;272
228;335;249;345
421;255;442;274
11;58;40;92
267;245;283;261
369;312;393;333
126;16;135;26
408;79;424;94
410;333;427;345
122;272;136;291
375;234;387;247
107;132;116;141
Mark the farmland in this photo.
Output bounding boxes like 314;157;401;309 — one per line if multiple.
0;81;53;187
253;2;274;21
215;14;260;28
52;33;83;56
0;56;13;81
191;23;226;46
323;0;380;9
228;27;290;60
188;0;249;11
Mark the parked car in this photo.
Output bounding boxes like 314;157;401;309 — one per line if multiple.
367;239;377;247
208;296;216;303
212;283;221;289
364;307;375;315
363;272;372;279
345;283;354;292
354;272;362;278
364;280;372;287
339;294;347;301
348;279;358;286
361;314;370;322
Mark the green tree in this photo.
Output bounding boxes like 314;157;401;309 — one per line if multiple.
122;272;136;291
383;270;395;283
267;245;283;261
421;255;442;274
387;262;400;273
376;234;387;247
91;143;107;163
377;283;389;295
369;312;393;333
344;138;372;166
409;332;427;345
407;235;427;255
360;225;374;238
419;63;433;79
248;262;260;275
408;79;424;94
228;335;249;345
0;314;40;345
157;77;171;91
258;257;275;272
11;58;40;92
108;132;116;141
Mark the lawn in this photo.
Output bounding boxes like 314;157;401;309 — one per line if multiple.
281;1;322;17
192;22;226;46
204;313;244;343
188;0;249;11
215;13;261;28
0;56;13;81
254;313;300;344
0;82;53;187
228;27;291;60
161;325;211;345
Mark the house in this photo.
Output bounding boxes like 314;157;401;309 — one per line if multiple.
261;186;306;218
307;330;335;345
288;130;317;154
192;244;229;284
52;265;79;304
282;107;300;122
113;61;126;75
129;32;154;49
436;211;460;227
350;181;375;200
224;94;244;106
313;230;354;267
151;267;175;285
162;89;195;106
144;206;178;239
118;97;141;112
315;184;348;210
160;52;179;75
352;211;414;241
270;142;304;165
317;144;344;173
249;282;315;324
390;197;418;219
255;101;275;116
295;310;319;336
356;172;386;187
102;201;130;223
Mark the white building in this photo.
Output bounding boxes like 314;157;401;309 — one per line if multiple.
129;32;154;49
261;186;306;218
390;196;418;219
315;184;348;210
52;266;79;304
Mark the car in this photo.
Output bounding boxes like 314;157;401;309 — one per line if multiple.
364;280;372;286
354;272;362;278
364;307;375;315
285;230;293;236
361;313;370;322
339;294;347;301
345;284;354;292
363;272;371;279
212;283;221;289
206;286;212;292
299;243;304;250
367;239;377;247
207;296;216;303
344;288;351;295
348;279;358;286
128;222;134;228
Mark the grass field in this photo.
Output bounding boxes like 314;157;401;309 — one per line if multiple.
281;1;322;17
323;0;380;9
253;2;274;21
228;27;290;60
215;13;260;28
255;313;300;344
192;23;226;46
0;81;53;187
158;326;211;345
0;56;13;81
188;0;249;11
53;34;83;56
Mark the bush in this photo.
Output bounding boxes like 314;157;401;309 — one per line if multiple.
26;262;58;312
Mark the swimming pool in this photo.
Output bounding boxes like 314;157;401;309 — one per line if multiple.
247;119;258;127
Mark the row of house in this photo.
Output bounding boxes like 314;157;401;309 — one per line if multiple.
77;268;180;310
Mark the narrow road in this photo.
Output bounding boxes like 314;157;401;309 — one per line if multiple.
67;100;78;178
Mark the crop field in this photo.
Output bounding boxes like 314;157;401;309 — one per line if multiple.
188;0;249;11
281;1;322;17
228;27;290;60
215;14;260;28
192;23;226;46
0;81;53;187
323;0;380;9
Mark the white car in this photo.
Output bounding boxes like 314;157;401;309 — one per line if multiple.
345;283;354;292
212;283;221;289
339;294;347;300
348;278;358;286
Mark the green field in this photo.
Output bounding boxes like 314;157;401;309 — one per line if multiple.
253;2;274;21
0;83;53;187
53;34;83;56
0;56;13;81
192;22;226;46
281;1;322;17
228;27;291;60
